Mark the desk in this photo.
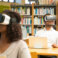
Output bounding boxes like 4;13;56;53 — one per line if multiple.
29;48;58;58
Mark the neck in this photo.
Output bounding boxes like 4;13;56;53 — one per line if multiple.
0;32;8;44
45;25;52;31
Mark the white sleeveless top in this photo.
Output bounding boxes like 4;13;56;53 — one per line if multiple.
0;40;31;58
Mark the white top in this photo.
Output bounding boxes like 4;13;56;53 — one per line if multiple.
35;27;58;48
0;40;31;58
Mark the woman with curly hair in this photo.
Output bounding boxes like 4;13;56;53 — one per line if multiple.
0;10;31;58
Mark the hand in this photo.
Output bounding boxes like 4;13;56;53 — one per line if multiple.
52;44;58;48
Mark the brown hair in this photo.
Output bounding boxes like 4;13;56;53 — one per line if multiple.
2;10;22;43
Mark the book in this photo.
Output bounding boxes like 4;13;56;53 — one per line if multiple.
27;8;30;15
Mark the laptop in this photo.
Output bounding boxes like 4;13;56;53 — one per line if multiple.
29;37;48;49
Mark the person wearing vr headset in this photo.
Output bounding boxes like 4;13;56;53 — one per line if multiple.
35;14;58;58
0;10;31;58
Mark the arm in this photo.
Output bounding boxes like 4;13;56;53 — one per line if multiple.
52;34;58;48
18;41;31;58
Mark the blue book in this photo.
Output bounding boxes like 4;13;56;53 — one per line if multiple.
34;28;36;35
46;8;48;14
18;8;20;13
30;18;32;24
27;26;29;33
35;8;37;15
27;18;29;24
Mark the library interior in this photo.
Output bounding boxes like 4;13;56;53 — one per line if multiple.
0;0;58;58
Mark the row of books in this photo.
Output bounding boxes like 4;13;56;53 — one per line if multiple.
39;0;56;5
34;8;55;15
34;17;44;25
12;7;30;15
20;18;32;25
20;17;44;25
17;7;30;15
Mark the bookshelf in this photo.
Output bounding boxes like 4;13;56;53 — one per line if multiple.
11;4;56;37
33;4;56;35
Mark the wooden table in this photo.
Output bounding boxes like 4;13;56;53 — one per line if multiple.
29;48;58;58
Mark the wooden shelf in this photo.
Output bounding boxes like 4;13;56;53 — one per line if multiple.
11;4;56;8
34;5;56;7
21;24;32;26
34;15;44;17
34;24;45;26
20;15;32;18
23;16;32;18
11;4;32;8
34;15;56;17
21;15;31;16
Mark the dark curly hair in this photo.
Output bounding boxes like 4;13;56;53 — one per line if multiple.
2;10;22;43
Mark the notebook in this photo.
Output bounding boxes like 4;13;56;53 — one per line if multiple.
29;37;48;49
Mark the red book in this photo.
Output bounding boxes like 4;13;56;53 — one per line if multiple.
21;18;23;24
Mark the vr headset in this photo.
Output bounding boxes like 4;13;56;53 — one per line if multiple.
44;15;56;21
0;13;18;25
